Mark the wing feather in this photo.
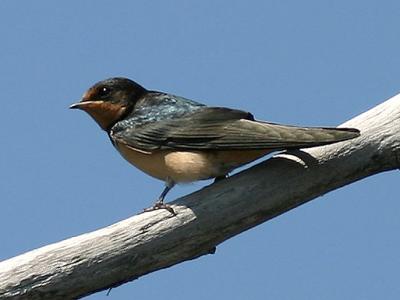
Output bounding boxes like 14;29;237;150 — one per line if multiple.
111;107;360;151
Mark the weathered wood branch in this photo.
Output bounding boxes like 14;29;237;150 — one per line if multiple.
1;94;400;300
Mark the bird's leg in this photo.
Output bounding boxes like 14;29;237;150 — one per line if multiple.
144;178;176;215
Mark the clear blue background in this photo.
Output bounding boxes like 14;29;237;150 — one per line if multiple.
1;1;399;299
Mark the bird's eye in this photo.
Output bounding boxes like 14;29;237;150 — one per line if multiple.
98;86;111;98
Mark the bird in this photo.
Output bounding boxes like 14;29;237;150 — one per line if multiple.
70;77;360;213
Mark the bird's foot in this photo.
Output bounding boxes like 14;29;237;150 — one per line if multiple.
208;246;217;254
143;200;176;215
214;175;228;183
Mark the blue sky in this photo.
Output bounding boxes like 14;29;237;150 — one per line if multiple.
1;1;400;299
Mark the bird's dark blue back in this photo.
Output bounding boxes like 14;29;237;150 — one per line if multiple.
112;92;205;132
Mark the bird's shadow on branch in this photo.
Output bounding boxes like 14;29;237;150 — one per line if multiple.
217;149;320;186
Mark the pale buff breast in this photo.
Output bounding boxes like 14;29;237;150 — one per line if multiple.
114;141;271;183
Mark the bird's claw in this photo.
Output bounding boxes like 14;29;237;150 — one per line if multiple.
143;200;176;215
213;175;227;183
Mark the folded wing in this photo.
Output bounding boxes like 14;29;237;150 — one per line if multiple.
112;107;360;152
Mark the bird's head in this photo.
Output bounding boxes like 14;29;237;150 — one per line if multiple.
70;77;147;131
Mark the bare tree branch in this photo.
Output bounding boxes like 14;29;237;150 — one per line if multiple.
1;94;400;300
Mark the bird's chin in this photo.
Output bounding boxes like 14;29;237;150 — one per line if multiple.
69;100;127;131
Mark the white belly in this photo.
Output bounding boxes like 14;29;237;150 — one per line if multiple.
115;141;270;183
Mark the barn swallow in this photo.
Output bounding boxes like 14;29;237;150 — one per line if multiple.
70;77;360;213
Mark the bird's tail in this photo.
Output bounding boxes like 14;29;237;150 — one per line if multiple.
254;121;360;149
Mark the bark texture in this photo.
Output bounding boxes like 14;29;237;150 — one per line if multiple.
1;94;400;299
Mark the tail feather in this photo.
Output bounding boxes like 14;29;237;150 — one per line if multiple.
218;120;361;150
256;122;360;149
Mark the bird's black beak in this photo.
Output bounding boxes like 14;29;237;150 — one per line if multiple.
69;101;103;110
69;101;86;109
69;100;109;112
